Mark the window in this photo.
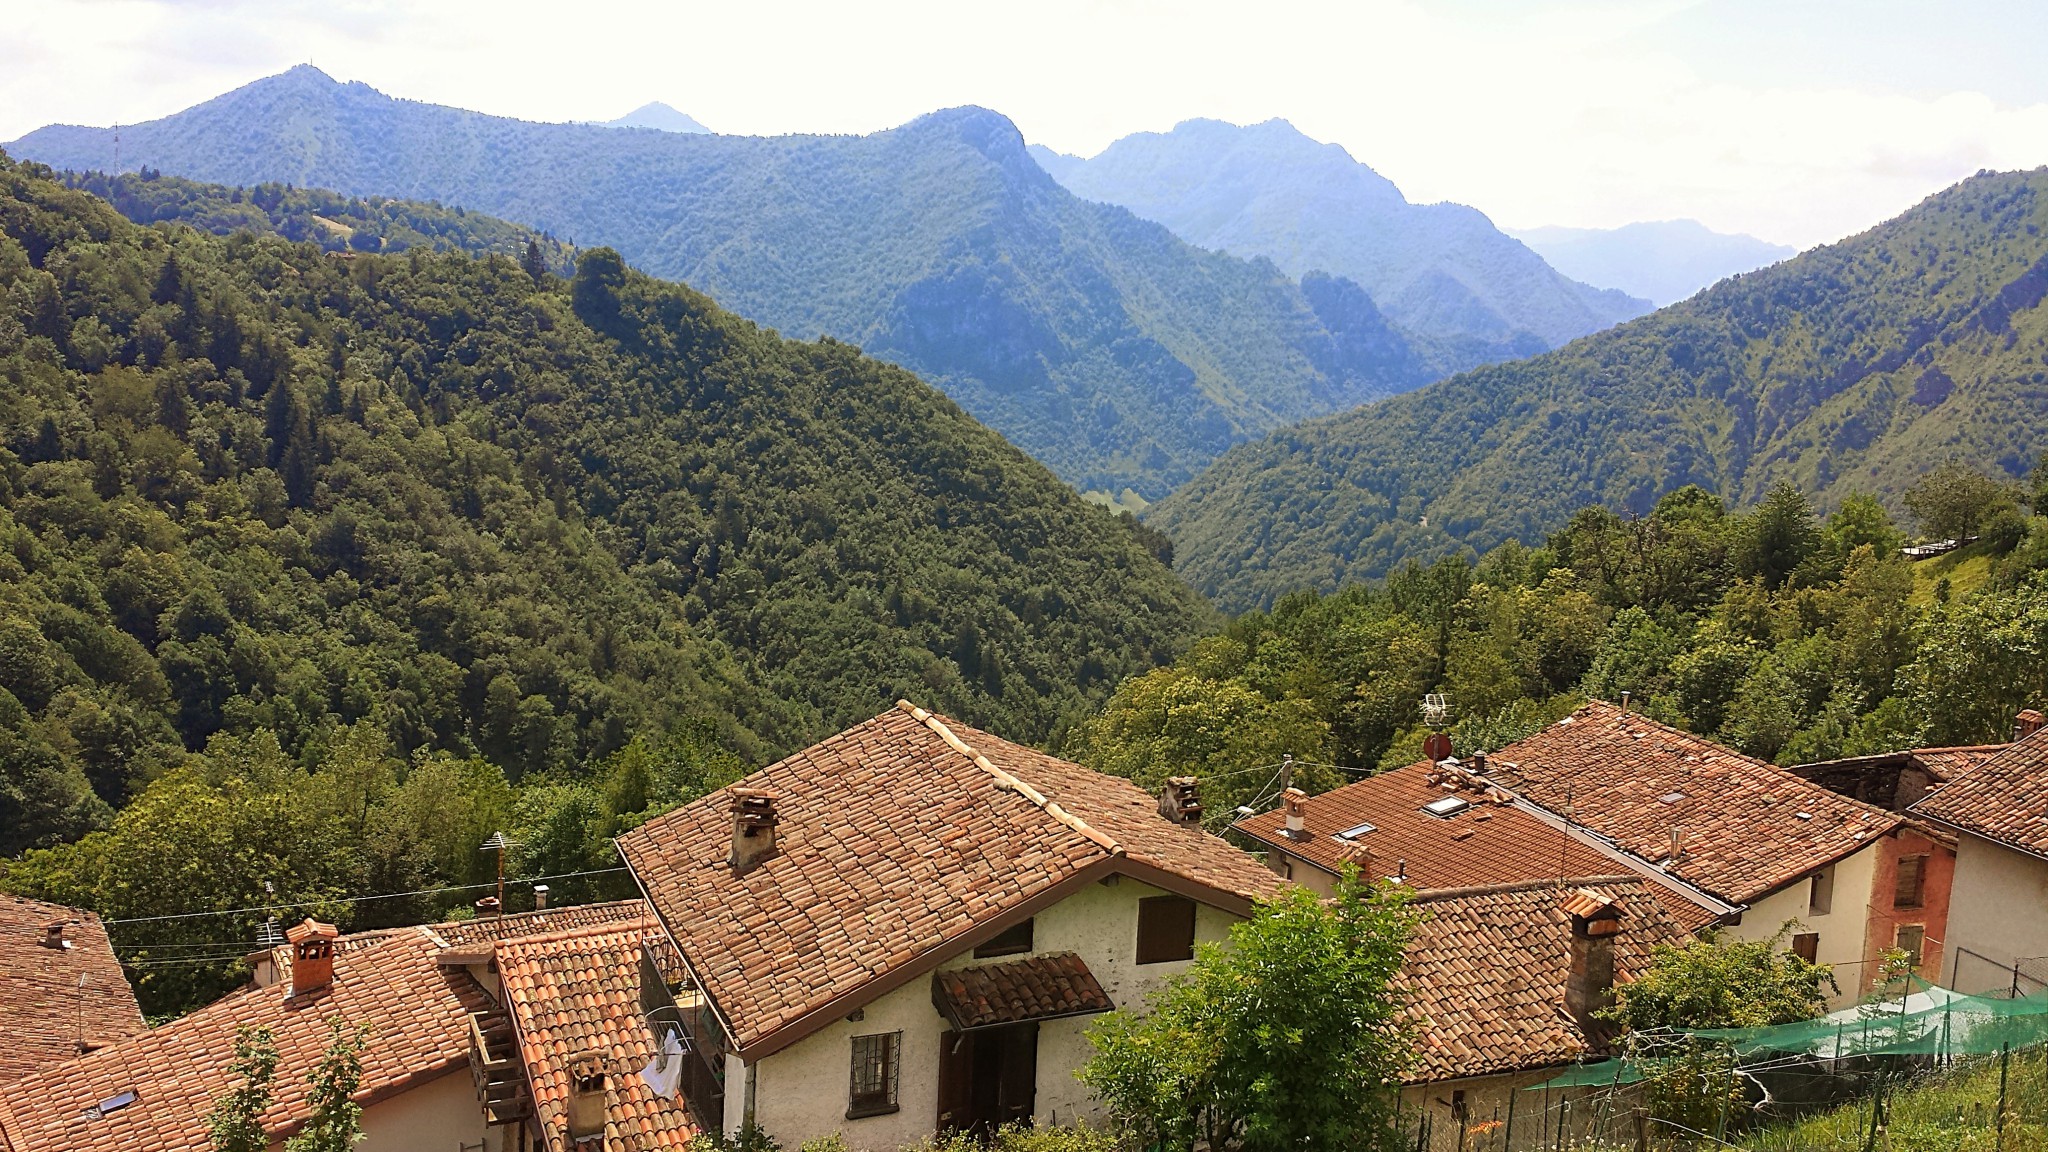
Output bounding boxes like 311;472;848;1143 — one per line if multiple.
975;918;1034;958
1808;866;1834;916
1791;933;1819;964
1421;796;1471;819
847;1031;901;1118
1336;821;1378;840
1136;895;1197;964
1894;855;1927;909
1896;924;1926;968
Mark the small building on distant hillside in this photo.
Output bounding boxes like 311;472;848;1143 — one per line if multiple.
1910;710;2048;995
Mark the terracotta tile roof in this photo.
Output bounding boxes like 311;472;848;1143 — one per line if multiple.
1398;877;1690;1082
932;953;1115;1032
1908;746;2009;782
1478;701;1901;904
0;900;651;1152
1232;762;1725;932
1912;726;2048;856
0;927;491;1152
495;921;698;1152
617;702;1283;1058
0;896;145;1084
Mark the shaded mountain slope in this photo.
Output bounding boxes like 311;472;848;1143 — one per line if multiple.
10;69;1463;499
0;151;1216;852
1152;168;2048;611
1035;118;1651;348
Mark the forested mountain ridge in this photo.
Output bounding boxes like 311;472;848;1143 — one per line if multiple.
1151;167;2048;612
1033;118;1651;348
8;68;1482;500
0;150;1216;859
59;168;577;272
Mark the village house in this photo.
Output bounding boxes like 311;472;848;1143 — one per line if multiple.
1468;701;1934;1000
0;895;145;1087
1909;710;2048;995
613;700;1284;1151
1395;877;1692;1150
0;899;665;1152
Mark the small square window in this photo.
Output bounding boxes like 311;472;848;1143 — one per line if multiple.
1791;933;1819;964
1136;895;1197;964
975;918;1034;958
847;1031;901;1119
1896;924;1926;968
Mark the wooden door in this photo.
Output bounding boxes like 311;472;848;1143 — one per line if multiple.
937;1031;974;1135
996;1023;1038;1126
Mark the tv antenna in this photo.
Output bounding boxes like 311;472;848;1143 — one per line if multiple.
1421;693;1452;728
480;832;516;910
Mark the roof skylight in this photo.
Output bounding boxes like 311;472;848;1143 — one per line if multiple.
87;1089;138;1119
1336;822;1378;840
1422;796;1471;819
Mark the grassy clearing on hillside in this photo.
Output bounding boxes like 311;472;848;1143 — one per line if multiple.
1912;542;2000;606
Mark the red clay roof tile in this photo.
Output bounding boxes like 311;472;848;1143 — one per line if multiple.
932;953;1115;1032
616;703;1283;1057
1912;726;2048;855
0;896;144;1085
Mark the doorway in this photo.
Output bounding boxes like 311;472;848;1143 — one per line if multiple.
936;1023;1038;1137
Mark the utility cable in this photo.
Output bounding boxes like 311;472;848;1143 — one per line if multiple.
102;866;630;926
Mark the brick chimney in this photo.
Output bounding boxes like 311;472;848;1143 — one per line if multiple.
1281;788;1309;841
42;921;71;950
474;896;502;919
285;918;339;999
1158;777;1203;827
728;788;781;875
2016;709;2045;741
566;1050;609;1142
1336;840;1376;881
1562;889;1622;1040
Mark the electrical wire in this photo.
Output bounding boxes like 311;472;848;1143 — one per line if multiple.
101;866;630;926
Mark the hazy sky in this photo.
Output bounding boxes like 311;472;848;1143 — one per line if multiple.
6;0;2046;248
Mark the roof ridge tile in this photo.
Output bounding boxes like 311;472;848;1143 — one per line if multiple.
896;699;1122;856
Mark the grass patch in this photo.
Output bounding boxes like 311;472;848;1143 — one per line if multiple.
1911;541;2000;606
1733;1052;2048;1152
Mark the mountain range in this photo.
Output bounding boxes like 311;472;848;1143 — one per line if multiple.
1510;219;1797;306
1151;168;2048;611
1032;118;1652;349
7;68;1503;501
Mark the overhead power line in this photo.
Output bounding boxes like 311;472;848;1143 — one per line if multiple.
102;866;630;927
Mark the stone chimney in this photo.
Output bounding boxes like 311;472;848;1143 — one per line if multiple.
1281;788;1309;841
1562;889;1622;1040
285;918;339;999
566;1050;609;1142
1158;777;1203;827
532;884;550;910
2016;709;2045;741
42;921;71;950
728;788;781;875
474;896;502;919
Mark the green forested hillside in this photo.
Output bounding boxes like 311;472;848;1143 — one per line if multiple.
9;68;1486;500
1081;482;2048;818
0;150;1215;859
58;168;577;271
1152;168;2048;611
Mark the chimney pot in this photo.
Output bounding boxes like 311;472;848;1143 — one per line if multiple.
1563;889;1623;1042
474;896;502;919
1619;691;1632;713
1281;788;1309;841
284;918;339;998
566;1049;609;1141
729;788;782;875
2016;709;2045;741
532;884;550;911
1158;777;1204;828
42;921;69;949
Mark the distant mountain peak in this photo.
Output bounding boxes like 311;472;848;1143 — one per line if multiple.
605;102;712;134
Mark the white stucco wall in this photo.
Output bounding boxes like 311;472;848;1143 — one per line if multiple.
735;874;1237;1151
354;1067;493;1152
1945;832;2048;993
1722;842;1877;1006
